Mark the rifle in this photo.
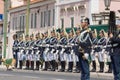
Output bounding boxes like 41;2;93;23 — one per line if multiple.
108;11;117;37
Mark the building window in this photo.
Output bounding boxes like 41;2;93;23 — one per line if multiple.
53;9;55;26
31;13;33;28
15;17;17;30
44;11;46;27
48;10;51;26
20;15;22;31
34;13;37;28
41;12;43;27
22;15;25;31
61;18;64;28
12;17;14;30
71;17;74;28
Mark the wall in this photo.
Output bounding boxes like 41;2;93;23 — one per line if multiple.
0;1;4;14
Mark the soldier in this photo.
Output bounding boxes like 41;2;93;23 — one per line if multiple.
97;30;107;73
24;35;30;70
29;34;35;70
105;36;112;73
90;30;98;72
12;34;19;68
49;29;58;71
17;34;24;69
73;28;81;73
58;29;67;72
66;29;75;72
33;33;41;70
42;31;50;71
109;19;120;80
78;17;93;80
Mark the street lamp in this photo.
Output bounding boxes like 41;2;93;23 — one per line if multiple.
104;0;111;10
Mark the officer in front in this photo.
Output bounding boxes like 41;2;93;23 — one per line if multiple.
109;19;120;80
78;17;93;80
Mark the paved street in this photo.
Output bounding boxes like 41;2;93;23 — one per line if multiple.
0;67;113;80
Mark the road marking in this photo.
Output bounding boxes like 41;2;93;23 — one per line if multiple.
0;74;65;80
54;78;65;80
0;73;39;79
0;73;14;77
22;75;40;79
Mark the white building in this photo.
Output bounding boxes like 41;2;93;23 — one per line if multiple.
3;0;120;58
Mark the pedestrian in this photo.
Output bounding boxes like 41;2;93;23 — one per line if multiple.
12;34;19;68
109;19;120;80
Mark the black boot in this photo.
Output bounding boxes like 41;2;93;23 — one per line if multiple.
35;61;40;70
69;62;73;72
58;61;65;72
91;61;96;72
62;61;66;71
51;60;56;71
67;62;73;72
99;62;104;73
31;61;34;70
25;60;29;70
105;62;112;73
19;60;23;69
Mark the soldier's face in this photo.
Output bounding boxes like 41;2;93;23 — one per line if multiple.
68;32;73;37
76;30;80;35
99;32;104;37
60;32;64;36
44;33;48;37
19;37;22;41
25;37;29;40
51;32;55;37
30;36;33;39
81;22;86;28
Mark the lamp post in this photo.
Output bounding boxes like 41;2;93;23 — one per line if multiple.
104;0;111;10
3;0;8;58
26;0;30;35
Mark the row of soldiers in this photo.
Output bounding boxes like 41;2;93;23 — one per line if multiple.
12;28;81;72
12;27;112;73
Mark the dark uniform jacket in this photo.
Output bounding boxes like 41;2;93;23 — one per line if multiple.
110;33;120;55
79;29;93;53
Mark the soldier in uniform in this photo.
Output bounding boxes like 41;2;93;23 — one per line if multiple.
24;35;30;70
90;30;98;72
78;17;93;80
105;36;112;73
42;31;50;71
109;19;120;80
29;34;35;70
58;29;67;72
12;34;19;68
97;30;107;73
34;33;41;70
66;29;75;72
73;28;81;73
49;29;58;71
17;34;24;69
